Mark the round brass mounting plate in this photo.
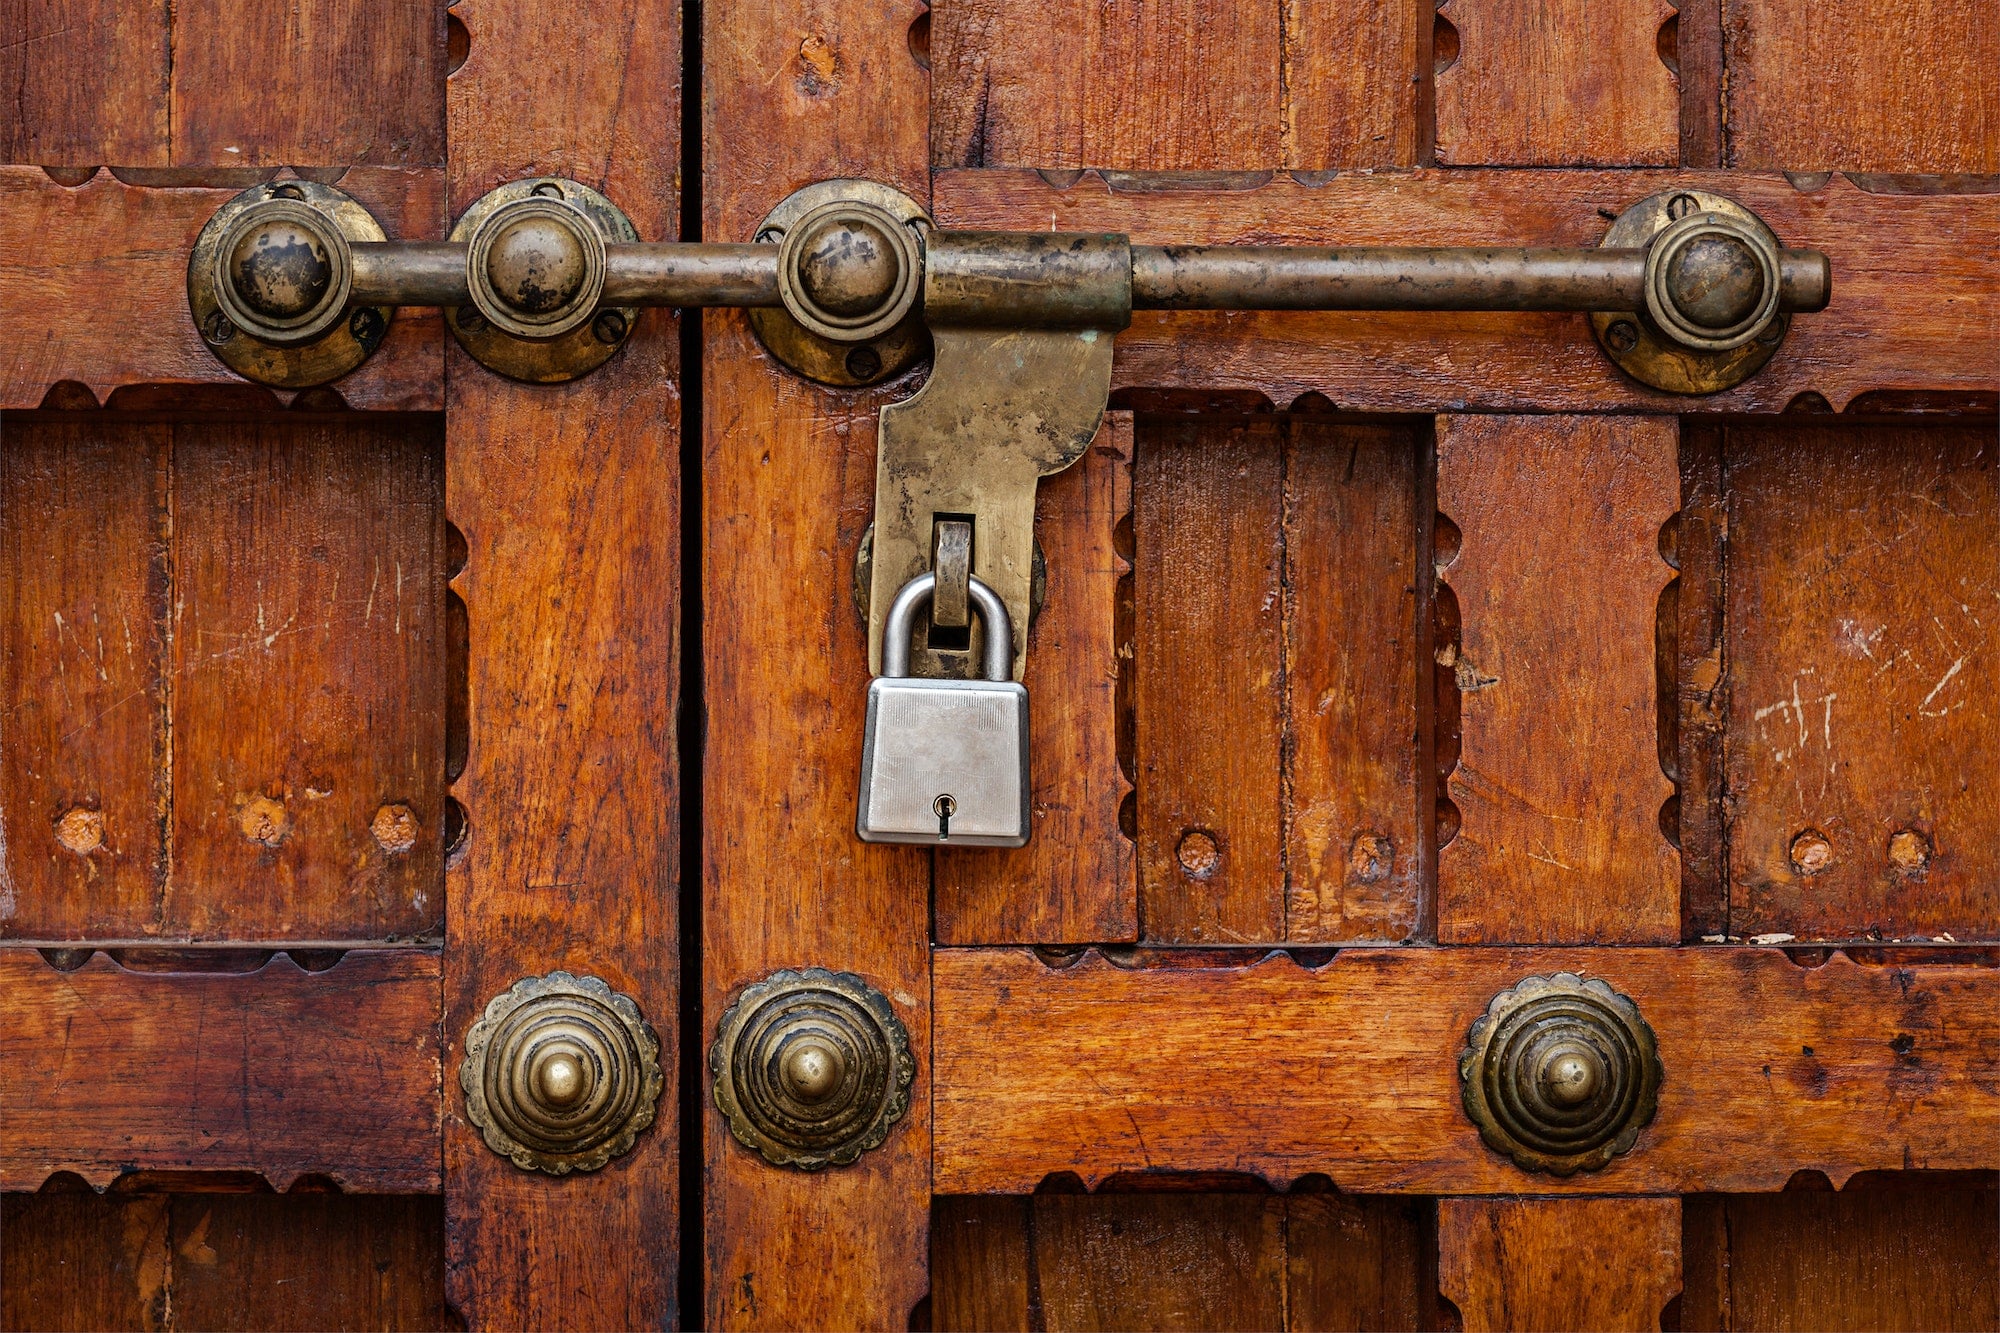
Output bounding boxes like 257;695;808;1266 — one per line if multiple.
710;967;914;1171
187;180;391;389
1459;972;1662;1176
461;970;663;1175
1592;189;1791;395
447;177;639;384
748;179;932;388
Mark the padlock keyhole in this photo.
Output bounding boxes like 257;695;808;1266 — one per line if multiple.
933;793;957;839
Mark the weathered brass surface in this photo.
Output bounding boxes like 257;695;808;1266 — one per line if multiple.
1459;972;1663;1176
748;179;932;387
447;177;639;384
461;971;663;1175
1592;189;1812;394
710;967;914;1171
187;180;391;388
853;524;1046;680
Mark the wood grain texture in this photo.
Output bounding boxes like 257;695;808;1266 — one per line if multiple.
1135;418;1285;943
1438;1196;1681;1332
1437;417;1678;944
934;169;2000;414
700;0;930;1322
1284;1194;1430;1332
933;947;2000;1193
0;168;443;411
1677;424;1728;940
931;0;1418;170
443;0;682;1324
0;0;169;166
1723;423;2000;943
936;416;1136;945
1436;0;1678;166
1723;0;2000;173
0;1192;454;1332
1681;1178;2000;1331
0;948;441;1192
1033;1194;1286;1331
931;1195;1033;1333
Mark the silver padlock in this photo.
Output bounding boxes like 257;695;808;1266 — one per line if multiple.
857;572;1030;847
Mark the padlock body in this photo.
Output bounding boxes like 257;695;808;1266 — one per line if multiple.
857;677;1030;847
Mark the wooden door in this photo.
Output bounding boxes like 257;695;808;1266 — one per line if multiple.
3;2;1997;1332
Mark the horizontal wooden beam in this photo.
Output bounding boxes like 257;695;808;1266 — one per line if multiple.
0;948;440;1191
934;946;1999;1194
0;167;444;411
935;168;1999;414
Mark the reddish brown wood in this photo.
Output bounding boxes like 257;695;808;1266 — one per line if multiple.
1135;418;1285;943
0;0;169;166
934;169;2000;413
1723;423;1999;943
1284;1194;1430;1332
442;0;681;1324
0;948;441;1192
1677;423;1728;940
1437;417;1679;944
0;1193;169;1331
1437;1197;1682;1332
0;168;443;412
701;0;932;1323
1435;0;1678;166
933;947;2000;1194
1722;0;2000;173
936;416;1136;945
931;1196;1033;1333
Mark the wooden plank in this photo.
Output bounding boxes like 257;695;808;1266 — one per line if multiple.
1032;1194;1286;1332
1681;1179;2000;1331
1677;423;1728;940
0;1193;170;1332
1284;420;1424;943
701;0;930;1321
1436;0;1678;166
0;417;169;939
1723;0;2000;173
168;0;444;167
931;1196;1033;1333
443;0;681;1325
1134;418;1284;944
934;169;2000;414
0;948;441;1192
1284;1194;1430;1332
0;0;169;166
1437;1197;1682;1332
1723;423;2000;943
932;0;1418;170
167;417;445;941
932;947;2000;1194
0;167;444;412
1437;417;1679;944
935;416;1136;945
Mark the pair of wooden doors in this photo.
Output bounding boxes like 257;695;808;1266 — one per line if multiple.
3;0;1997;1328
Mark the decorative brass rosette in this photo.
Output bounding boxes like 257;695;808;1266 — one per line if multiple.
1459;972;1662;1176
710;967;915;1171
460;971;662;1175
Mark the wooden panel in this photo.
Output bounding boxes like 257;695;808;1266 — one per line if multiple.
933;947;2000;1194
932;1195;1033;1333
1284;1194;1429;1332
0;948;441;1192
932;0;1418;170
0;1193;454;1333
1135;418;1284;943
0;418;168;938
169;417;444;941
1723;0;2000;173
1437;417;1678;944
935;169;2000;414
1677;424;1728;940
1438;1197;1681;1332
1724;424;2000;943
1682;1179;2000;1332
0;168;443;412
443;0;682;1324
1033;1194;1286;1331
0;0;169;166
1436;0;1678;166
1285;420;1423;943
701;0;929;1314
936;416;1136;945
168;0;444;166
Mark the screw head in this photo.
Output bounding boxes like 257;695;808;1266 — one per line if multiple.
844;345;883;380
229;217;334;321
592;310;628;345
1606;319;1640;353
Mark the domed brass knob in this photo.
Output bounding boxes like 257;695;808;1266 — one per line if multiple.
1641;206;1781;353
1459;972;1662;1176
229;217;335;321
209;195;356;347
1660;231;1765;332
461;971;662;1175
775;198;922;345
463;195;607;341
485;213;591;316
710;967;913;1171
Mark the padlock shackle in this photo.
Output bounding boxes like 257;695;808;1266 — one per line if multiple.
881;572;1015;682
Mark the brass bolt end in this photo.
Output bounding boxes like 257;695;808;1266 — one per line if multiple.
795;215;902;319
229;218;335;320
485;213;590;316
